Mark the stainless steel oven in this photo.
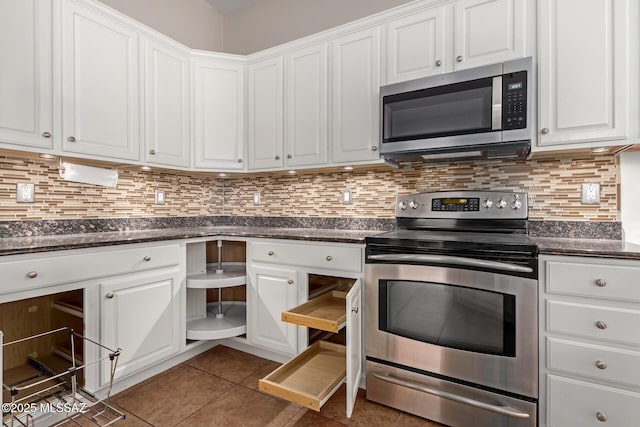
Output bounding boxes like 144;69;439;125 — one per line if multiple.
365;191;538;427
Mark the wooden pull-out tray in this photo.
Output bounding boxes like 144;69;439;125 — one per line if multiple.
281;290;347;332
259;341;346;411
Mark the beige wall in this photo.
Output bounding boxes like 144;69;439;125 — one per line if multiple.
222;0;415;54
98;0;224;51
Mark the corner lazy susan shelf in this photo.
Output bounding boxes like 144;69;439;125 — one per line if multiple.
186;240;247;340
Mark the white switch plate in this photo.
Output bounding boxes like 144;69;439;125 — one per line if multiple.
16;183;35;203
581;183;600;205
155;190;166;205
342;189;352;205
253;192;261;206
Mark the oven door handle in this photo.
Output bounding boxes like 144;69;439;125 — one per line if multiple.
367;254;533;273
370;371;530;419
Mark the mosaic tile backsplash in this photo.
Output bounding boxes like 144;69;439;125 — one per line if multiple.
0;152;618;222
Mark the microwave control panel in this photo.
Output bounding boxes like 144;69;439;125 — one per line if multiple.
502;71;527;130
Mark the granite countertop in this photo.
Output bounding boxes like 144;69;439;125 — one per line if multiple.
532;237;640;260
0;226;381;256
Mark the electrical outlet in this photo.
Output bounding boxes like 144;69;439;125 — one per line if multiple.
342;189;352;205
253;192;261;206
581;183;600;205
16;183;35;203
155;190;166;205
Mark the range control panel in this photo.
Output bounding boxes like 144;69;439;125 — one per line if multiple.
396;191;528;219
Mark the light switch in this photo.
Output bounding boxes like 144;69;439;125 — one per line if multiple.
342;189;352;205
16;183;35;203
155;190;166;205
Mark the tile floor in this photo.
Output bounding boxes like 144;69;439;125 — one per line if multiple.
107;345;446;427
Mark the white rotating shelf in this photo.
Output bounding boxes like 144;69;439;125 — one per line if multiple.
186;262;247;340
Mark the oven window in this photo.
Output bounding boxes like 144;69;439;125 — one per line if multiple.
382;78;494;143
379;280;515;356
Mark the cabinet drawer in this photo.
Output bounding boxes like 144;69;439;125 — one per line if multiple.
250;241;362;273
547;375;640;426
546;260;640;302
548;337;640;387
547;300;640;346
0;244;181;295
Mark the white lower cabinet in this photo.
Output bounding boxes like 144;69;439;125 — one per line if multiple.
540;255;640;426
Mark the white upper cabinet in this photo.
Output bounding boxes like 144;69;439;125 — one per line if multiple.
536;0;631;149
192;55;246;170
142;37;190;168
385;7;447;84
0;0;54;151
331;27;381;163
453;0;527;71
248;57;284;170
60;0;140;161
284;43;328;167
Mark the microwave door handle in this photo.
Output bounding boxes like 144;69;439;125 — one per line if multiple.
492;75;502;130
370;372;530;419
366;253;533;274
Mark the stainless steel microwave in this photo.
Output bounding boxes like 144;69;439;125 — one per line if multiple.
379;57;534;164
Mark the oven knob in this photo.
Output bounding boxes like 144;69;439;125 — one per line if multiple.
511;194;523;210
398;200;408;210
483;199;493;209
409;200;419;209
496;198;507;209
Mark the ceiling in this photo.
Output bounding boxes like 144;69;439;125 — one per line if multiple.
204;0;257;15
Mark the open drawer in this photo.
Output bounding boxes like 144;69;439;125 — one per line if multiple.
259;279;362;417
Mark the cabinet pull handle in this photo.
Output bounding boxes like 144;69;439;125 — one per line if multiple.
268;251;274;256
287;154;292;159
67;136;76;142
237;158;243;163
435;60;442;67
143;256;151;262
596;412;607;422
42;132;51;138
326;256;333;261
275;155;280;160
371;146;378;151
106;292;114;299
456;55;463;62
595;321;607;330
287;279;294;285
149;149;156;155
595;360;607;370
26;271;38;279
541;128;549;135
352;306;359;313
595;279;607;287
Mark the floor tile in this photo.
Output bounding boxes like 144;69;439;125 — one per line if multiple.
113;365;234;426
396;413;448;427
176;385;300;427
188;345;271;383
287;410;347;427
239;359;282;391
318;385;402;426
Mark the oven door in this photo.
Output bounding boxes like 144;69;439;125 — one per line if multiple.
365;263;537;398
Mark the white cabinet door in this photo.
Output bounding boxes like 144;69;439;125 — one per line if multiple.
100;267;181;386
248;265;298;356
385;8;447;84
285;44;328;167
331;28;381;163
143;37;190;168
192;56;246;170
346;279;362;418
537;0;629;148
453;0;526;70
248;57;284;170
60;0;140;161
0;0;53;151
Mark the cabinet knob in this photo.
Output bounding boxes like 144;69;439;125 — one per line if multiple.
352;306;359;314
106;292;114;299
143;256;151;262
26;271;38;279
149;149;156;155
326;255;333;261
67;136;76;142
595;321;607;330
275;155;280;160
541;128;550;135
435;60;442;67
596;412;607;422
371;146;378;151
237;158;243;163
287;279;294;285
268;251;274;256
595;278;607;287
456;55;463;62
287;154;292;159
595;360;607;370
42;132;51;138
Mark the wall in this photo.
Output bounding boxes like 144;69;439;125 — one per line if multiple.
98;0;224;51
620;151;640;243
0;152;618;222
222;0;414;54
